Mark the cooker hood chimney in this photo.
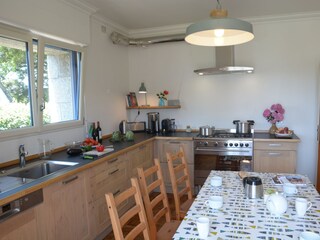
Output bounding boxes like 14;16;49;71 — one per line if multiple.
194;46;254;75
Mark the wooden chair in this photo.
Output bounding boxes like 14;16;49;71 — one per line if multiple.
105;178;151;240
166;147;194;220
137;158;181;240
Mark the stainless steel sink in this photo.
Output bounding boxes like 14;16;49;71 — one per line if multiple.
6;160;79;180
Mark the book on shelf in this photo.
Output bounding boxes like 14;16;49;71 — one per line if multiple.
129;92;138;107
272;174;307;186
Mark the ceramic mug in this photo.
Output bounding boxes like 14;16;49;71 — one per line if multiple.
300;231;320;240
197;217;210;239
283;183;298;195
205;196;223;209
210;176;222;187
295;198;312;217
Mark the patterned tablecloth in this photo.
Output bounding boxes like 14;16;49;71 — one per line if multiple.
173;171;320;240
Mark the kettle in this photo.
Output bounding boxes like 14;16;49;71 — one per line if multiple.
243;176;263;199
266;193;288;215
119;120;127;134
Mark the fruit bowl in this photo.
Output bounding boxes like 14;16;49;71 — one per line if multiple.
275;128;293;138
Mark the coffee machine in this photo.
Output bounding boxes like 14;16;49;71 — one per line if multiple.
147;112;160;133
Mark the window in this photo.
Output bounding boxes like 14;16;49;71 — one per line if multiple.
0;25;84;137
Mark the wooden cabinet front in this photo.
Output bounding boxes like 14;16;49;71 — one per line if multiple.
254;140;299;173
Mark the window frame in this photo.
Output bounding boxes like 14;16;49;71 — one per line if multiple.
0;24;85;140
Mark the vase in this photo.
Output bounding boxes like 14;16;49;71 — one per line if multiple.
269;123;278;134
159;98;166;106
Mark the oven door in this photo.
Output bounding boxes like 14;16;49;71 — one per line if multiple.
194;153;252;188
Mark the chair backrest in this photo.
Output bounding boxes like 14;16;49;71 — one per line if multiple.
105;178;150;240
137;158;171;239
166;146;193;220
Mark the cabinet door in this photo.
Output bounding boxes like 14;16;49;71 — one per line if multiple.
87;154;128;237
0;208;38;240
37;172;90;240
254;150;296;173
156;139;194;193
128;142;154;177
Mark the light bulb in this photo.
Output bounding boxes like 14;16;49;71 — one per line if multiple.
214;29;225;37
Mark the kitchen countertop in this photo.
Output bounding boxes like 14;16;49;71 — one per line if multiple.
254;131;300;142
0;130;299;205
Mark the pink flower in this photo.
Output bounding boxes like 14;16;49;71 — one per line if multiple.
263;103;285;123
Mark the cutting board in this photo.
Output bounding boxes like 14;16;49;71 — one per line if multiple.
83;148;114;156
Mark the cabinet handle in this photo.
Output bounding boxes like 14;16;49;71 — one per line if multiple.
108;158;118;164
268;152;281;156
169;141;181;144
113;189;121;196
109;169;119;175
0;208;20;223
62;175;78;185
269;143;282;147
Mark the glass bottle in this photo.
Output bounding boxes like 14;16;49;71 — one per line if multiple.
96;121;102;144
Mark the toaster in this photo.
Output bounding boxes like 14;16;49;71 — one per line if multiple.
126;121;146;132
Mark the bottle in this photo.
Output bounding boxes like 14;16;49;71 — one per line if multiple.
92;122;97;141
96;121;102;144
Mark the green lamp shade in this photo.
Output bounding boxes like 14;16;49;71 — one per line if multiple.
138;82;147;93
185;18;254;47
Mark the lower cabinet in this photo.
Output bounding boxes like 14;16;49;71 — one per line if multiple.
154;139;194;193
254;140;299;173
0;207;39;240
37;171;90;240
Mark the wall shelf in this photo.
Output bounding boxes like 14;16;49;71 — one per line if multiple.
126;105;181;109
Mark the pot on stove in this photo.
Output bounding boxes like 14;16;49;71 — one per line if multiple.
199;125;215;137
233;120;254;134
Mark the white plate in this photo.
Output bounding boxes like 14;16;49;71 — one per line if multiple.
275;132;293;138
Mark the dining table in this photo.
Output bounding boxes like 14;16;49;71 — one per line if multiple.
173;171;320;239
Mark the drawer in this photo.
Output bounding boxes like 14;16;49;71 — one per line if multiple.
254;141;298;151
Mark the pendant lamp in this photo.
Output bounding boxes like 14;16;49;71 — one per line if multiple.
185;0;254;47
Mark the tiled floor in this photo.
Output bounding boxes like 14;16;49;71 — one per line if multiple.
103;193;177;240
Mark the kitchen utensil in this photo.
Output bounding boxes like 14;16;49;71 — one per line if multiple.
266;193;288;215
126;121;146;132
243;176;263;199
199;125;215;137
38;139;52;160
233;120;254;134
210;176;222;187
119;120;127;134
300;231;320;240
283;182;298;195
295;198;312;217
196;217;210;239
205;196;223;209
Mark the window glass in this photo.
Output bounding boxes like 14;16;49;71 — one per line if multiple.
0;36;33;131
42;45;81;125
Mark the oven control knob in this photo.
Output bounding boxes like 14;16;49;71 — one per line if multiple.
224;142;228;147
234;143;238;147
245;143;249;147
204;141;209;146
240;143;244;147
229;143;233;147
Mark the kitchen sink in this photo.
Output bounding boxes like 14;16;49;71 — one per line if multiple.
6;160;79;180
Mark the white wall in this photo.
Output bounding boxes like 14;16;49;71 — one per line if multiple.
127;17;320;183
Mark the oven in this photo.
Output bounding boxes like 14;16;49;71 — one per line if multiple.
194;129;253;191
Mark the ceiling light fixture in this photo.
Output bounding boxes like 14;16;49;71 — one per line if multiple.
185;0;254;47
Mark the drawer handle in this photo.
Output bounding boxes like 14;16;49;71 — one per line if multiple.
268;152;281;156
113;189;121;196
108;158;118;164
269;143;282;147
62;175;78;184
109;169;119;175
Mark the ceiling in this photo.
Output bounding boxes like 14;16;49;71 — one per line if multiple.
82;0;320;30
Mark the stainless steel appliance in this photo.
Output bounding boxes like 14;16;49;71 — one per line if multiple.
119;121;146;133
194;128;254;189
161;118;176;133
147;112;160;133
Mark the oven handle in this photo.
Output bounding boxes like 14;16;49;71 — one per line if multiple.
195;147;251;153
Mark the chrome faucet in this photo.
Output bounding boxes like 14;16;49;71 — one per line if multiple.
19;144;27;168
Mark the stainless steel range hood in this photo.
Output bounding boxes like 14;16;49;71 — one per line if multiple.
194;46;254;75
